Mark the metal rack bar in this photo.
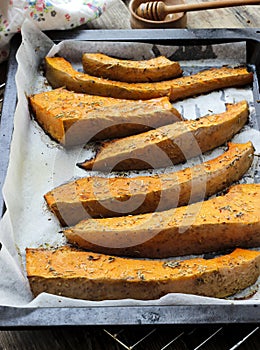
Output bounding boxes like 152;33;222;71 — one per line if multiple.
193;327;223;350
160;331;184;350
0;82;5;103
228;326;259;350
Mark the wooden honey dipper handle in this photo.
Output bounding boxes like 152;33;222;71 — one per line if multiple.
136;0;260;21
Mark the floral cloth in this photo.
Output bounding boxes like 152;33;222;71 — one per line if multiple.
0;0;108;62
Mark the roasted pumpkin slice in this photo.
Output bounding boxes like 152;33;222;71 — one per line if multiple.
78;100;249;171
82;52;182;82
64;184;260;258
29;88;182;146
45;57;253;101
45;142;254;226
26;246;260;300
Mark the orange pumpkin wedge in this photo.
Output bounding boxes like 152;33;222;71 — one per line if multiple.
45;57;253;101
64;184;260;258
82;52;182;82
29;88;182;146
78;100;249;171
26;246;260;300
45;142;254;226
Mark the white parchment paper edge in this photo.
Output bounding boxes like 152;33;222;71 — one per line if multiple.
0;20;260;307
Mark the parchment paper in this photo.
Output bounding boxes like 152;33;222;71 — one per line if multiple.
0;20;260;307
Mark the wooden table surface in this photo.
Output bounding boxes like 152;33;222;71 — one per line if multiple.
0;1;260;349
87;0;260;29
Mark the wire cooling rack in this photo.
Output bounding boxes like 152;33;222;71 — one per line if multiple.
101;325;259;349
0;324;258;349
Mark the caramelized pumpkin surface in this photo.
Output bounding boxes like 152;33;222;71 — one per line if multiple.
29;88;181;146
45;57;253;101
45;142;254;226
64;184;260;258
26;246;260;300
82;53;182;82
78;101;249;171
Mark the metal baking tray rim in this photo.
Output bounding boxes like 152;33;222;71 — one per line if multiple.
1;28;260;327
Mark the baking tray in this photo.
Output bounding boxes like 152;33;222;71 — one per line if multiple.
0;28;260;327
